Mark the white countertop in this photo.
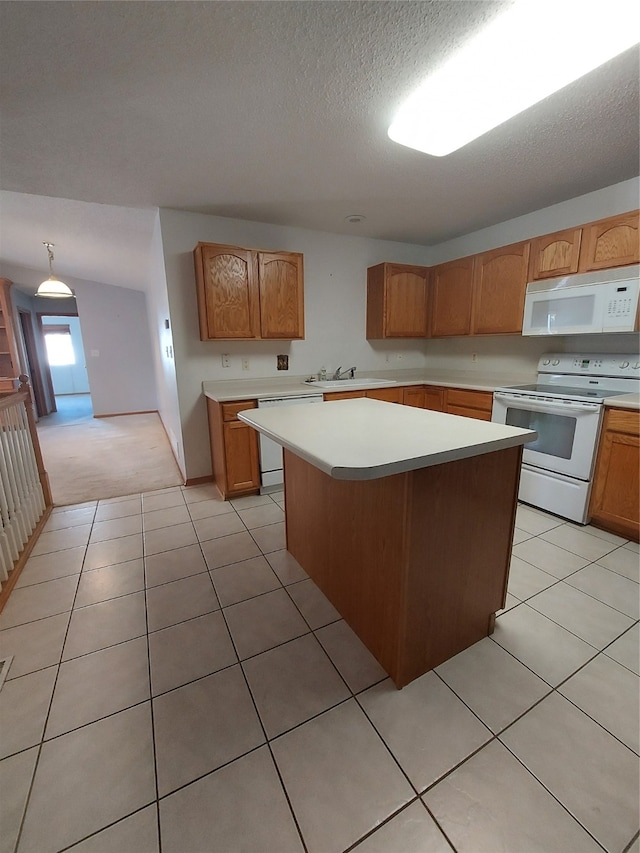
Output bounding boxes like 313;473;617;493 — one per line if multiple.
203;368;538;402
239;397;536;480
604;393;640;410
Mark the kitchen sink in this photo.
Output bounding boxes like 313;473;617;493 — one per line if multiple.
307;377;398;389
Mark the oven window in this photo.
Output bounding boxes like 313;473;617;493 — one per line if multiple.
505;408;577;459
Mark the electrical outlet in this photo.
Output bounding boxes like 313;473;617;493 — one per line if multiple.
221;354;230;368
385;353;391;363
472;353;478;363
242;357;250;371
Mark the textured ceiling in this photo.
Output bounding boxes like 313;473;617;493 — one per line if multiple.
0;1;638;290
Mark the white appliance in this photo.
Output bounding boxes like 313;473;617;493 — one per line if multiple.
522;265;639;336
492;353;639;523
257;394;323;490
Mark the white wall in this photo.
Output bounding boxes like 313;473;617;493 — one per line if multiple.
158;209;434;480
145;213;185;477
72;278;158;416
42;315;90;395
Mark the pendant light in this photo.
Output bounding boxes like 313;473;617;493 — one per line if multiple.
36;242;74;298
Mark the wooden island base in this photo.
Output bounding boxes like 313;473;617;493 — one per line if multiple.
283;445;522;688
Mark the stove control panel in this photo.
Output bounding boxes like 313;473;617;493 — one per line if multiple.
539;353;640;378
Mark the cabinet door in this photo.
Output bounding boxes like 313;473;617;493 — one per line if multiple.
223;420;260;494
579;211;640;272
423;386;445;411
529;228;582;280
589;408;639;540
472;241;530;335
366;264;429;338
430;257;474;337
366;387;404;404
403;386;425;408
195;244;259;340
258;252;304;339
383;265;429;337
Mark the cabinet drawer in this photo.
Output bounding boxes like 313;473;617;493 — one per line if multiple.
604;407;640;437
221;400;258;422
323;390;366;401
366;387;404;404
445;388;493;414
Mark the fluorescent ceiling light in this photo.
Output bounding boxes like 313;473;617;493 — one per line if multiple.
388;0;640;157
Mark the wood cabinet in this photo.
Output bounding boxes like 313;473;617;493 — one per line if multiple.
366;263;429;339
472;241;530;335
194;242;304;340
366;386;404;404
423;386;445;411
430;257;474;337
0;280;21;393
529;228;582;280
444;388;493;421
589;407;639;541
403;386;425;408
323;390;366;401
207;398;260;499
579;211;640;272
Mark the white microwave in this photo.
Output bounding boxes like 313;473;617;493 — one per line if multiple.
522;265;639;336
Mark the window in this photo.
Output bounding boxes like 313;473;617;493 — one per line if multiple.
44;324;75;366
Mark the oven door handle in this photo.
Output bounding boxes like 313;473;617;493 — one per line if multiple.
493;393;601;415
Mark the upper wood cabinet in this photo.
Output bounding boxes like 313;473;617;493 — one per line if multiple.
579;211;640;272
194;242;304;340
529;228;582;280
366;263;429;339
257;252;305;339
472;241;530;335
430;257;474;337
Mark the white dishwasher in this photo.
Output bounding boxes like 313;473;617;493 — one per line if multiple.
257;394;324;490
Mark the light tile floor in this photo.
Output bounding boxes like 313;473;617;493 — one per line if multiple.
0;488;638;853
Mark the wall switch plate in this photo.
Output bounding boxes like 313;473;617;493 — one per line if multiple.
221;354;230;368
277;354;289;370
242;357;250;371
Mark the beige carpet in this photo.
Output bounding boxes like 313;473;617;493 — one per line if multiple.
37;412;184;506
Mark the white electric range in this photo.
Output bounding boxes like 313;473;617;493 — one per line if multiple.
492;353;639;523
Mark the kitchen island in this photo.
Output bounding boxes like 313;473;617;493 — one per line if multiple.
240;398;536;687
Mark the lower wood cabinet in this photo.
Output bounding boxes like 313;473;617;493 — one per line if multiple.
323;390;366;401
423;386;445;411
207;398;260;499
444;388;493;421
366;387;404;404
403;386;425;408
589;407;639;541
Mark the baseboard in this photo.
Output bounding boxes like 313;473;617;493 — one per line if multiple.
185;475;214;486
93;410;158;418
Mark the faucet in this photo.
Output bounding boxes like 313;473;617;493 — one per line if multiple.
332;366;357;380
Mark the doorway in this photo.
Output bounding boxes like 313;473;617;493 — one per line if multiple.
39;314;93;424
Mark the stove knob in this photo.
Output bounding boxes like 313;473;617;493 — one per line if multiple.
542;359;550;365
552;359;560;366
619;361;630;369
633;362;640;370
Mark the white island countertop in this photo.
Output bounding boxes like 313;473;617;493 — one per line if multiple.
239;397;536;480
